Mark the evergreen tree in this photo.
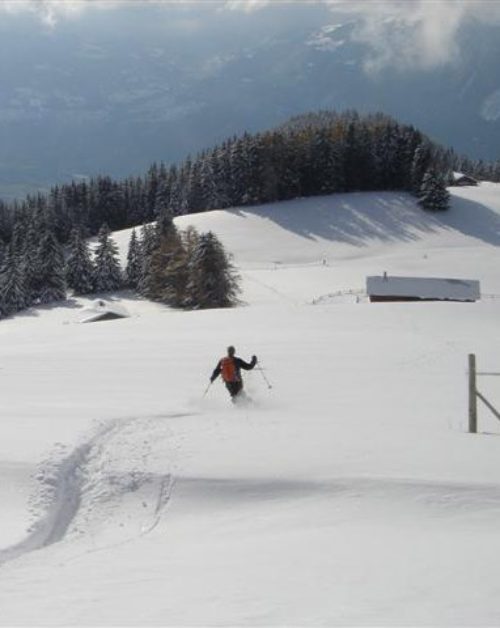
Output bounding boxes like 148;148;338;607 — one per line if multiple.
91;177;125;231
185;231;240;309
342;121;362;191
411;142;433;193
167;165;183;216
93;224;123;292
211;146;232;209
154;169;171;217
243;134;264;204
126;176;146;225
277;131;302;199
37;230;66;304
0;238;5;270
125;229;143;289
229;138;248;206
0;247;7;318
22;219;42;306
0;201;12;243
10;215;28;258
493;160;500;183
141;215;184;302
307;128;343;195
0;245;27;315
418;169;450;212
0;237;8;315
182;225;200;258
156;211;176;239
147;227;187;306
66;228;95;295
137;223;158;296
185;160;205;213
175;158;191;215
146;163;160;219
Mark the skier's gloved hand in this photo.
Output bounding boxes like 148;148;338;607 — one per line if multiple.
252;355;258;365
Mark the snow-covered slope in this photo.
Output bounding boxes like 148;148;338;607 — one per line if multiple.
1;185;500;625
113;184;500;302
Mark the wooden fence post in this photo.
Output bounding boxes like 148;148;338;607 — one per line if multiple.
469;353;477;433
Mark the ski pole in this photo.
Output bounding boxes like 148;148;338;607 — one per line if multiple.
203;381;212;398
256;364;273;390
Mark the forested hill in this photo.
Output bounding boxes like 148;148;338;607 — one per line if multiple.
0;110;499;245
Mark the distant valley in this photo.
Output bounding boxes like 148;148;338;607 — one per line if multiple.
0;3;499;199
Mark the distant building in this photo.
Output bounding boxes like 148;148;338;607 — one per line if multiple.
366;274;480;303
80;299;130;323
451;172;478;187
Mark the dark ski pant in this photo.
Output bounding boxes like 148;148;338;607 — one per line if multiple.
225;380;243;401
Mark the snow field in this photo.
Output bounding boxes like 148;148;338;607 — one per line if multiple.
1;186;500;624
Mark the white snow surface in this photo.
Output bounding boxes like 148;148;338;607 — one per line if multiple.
366;275;480;301
2;186;500;625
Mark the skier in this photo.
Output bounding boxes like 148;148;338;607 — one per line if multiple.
210;346;257;402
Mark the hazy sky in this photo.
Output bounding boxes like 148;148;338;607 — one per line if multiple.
2;0;500;72
0;0;498;195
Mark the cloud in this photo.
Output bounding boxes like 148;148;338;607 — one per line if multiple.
224;0;326;12
3;0;500;75
0;0;120;28
223;0;271;11
325;0;500;73
225;0;500;72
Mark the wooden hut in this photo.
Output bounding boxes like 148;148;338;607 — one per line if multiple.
366;274;480;303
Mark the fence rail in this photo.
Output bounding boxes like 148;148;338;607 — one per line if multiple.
468;353;500;433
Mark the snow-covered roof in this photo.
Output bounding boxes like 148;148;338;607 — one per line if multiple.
80;299;130;323
366;275;480;302
452;172;478;183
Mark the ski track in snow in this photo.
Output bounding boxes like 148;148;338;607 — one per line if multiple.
8;403;498;570
0;413;183;567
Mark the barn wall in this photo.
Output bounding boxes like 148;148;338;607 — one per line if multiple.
369;295;475;303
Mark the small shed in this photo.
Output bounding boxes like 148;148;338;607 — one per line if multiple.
80;299;130;323
451;172;478;187
366;274;480;303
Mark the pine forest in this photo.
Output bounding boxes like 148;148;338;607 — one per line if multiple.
0;109;496;318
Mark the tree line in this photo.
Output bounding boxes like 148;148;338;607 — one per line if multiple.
0;110;497;245
0;108;497;318
0;207;239;319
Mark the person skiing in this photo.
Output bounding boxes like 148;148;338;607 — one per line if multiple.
210;346;257;401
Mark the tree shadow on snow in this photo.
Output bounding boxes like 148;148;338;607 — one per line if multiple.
438;193;500;246
232;192;500;248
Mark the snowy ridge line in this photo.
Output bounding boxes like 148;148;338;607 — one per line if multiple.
0;415;176;567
